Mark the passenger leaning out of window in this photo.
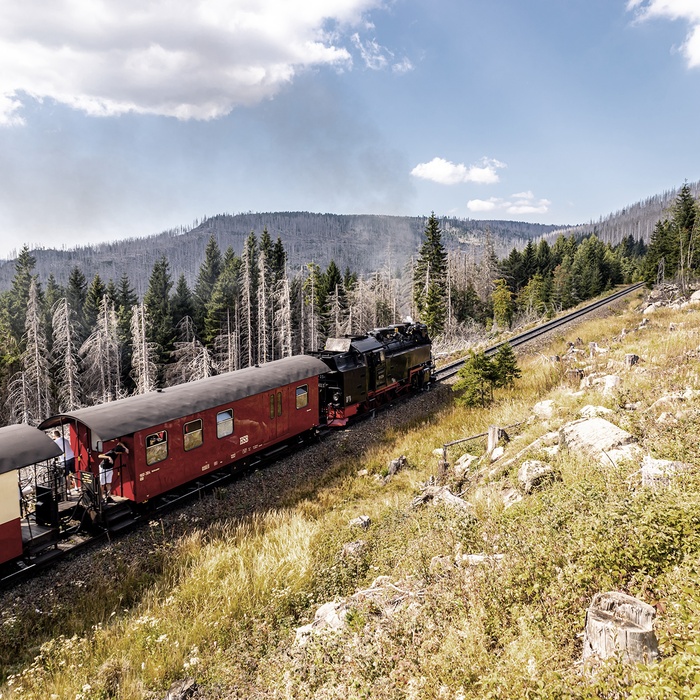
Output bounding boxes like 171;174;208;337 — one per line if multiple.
98;441;129;501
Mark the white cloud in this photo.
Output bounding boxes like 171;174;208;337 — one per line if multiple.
628;0;700;67
467;198;500;212
0;0;386;124
467;191;550;216
411;156;506;185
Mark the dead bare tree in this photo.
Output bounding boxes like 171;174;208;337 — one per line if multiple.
8;280;52;424
130;304;158;395
80;295;122;405
51;297;83;411
167;316;215;384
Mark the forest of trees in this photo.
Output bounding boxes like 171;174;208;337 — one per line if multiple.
1;184;698;428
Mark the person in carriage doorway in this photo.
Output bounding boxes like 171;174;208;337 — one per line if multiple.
98;441;129;502
52;429;76;493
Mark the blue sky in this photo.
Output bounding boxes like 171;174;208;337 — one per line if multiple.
0;0;699;259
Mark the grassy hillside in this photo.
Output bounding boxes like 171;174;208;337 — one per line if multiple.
5;288;700;699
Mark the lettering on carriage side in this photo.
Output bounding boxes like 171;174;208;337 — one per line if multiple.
240;435;249;445
201;463;211;472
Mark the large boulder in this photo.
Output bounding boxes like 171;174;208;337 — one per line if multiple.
559;417;639;466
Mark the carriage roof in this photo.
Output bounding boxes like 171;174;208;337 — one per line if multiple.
0;424;63;474
39;355;328;446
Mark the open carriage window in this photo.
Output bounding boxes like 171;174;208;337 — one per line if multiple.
295;385;308;409
146;431;168;465
217;409;233;438
183;419;203;451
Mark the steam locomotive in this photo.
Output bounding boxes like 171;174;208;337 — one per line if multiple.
0;322;432;573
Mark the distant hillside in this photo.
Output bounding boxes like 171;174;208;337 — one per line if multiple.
0;213;558;297
549;180;700;246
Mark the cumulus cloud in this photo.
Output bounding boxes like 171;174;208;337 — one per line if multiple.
467;191;550;216
411;156;506;185
0;0;388;124
628;0;700;67
467;198;500;212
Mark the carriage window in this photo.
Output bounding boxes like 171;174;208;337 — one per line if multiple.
217;409;233;438
146;431;168;465
296;385;308;409
183;419;203;451
270;395;275;419
277;391;283;417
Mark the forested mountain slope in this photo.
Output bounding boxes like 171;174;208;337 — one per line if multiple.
0;213;558;296
551;180;700;246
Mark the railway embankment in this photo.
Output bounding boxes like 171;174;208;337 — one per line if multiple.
6;286;700;698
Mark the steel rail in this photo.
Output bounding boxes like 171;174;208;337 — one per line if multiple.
433;282;645;381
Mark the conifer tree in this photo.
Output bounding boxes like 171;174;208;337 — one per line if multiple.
172;274;196;330
241;232;258;366
413;213;447;336
492;343;521;388
193;235;222;332
143;255;174;381
492;279;514;329
84;274;107;333
66;266;88;342
8;245;38;348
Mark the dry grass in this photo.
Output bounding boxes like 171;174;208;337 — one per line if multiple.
8;292;700;698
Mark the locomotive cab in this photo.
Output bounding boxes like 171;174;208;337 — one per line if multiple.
318;322;433;426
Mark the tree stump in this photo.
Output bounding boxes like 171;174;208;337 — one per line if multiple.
625;353;640;367
582;591;658;664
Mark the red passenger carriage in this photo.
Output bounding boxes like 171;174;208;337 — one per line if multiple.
39;356;328;507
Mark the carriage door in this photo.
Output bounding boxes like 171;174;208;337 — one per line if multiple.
267;388;289;439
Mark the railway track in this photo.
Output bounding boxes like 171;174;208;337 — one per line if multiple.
0;282;645;589
433;282;645;382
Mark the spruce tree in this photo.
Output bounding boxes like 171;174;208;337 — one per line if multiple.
193;235;222;332
413;212;447;336
143;256;174;382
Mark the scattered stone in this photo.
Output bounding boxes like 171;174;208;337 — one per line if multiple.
589;342;610;357
456;553;505;567
641;455;692;488
656;412;678;426
357;468;368;477
690;290;700;303
564;368;585;387
348;515;371;529
430;555;454;574
490;446;505;462
501;488;523;509
164;678;197;700
532;399;554;419
342;540;367;557
518;459;556;494
388;455;408;476
642;304;657;315
559;417;640;466
454;453;479;480
582;592;658;664
411;485;471;510
579;405;613;418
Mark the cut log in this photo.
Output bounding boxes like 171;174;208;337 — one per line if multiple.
582;591;658;664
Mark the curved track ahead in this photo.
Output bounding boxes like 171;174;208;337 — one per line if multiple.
433;282;646;382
